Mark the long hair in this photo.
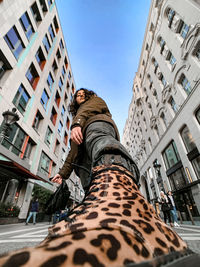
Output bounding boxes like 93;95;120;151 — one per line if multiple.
69;88;97;117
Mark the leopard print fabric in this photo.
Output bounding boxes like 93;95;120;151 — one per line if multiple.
0;165;188;267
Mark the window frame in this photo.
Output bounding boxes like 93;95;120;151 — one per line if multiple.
4;26;25;60
19;12;34;41
162;140;180;170
45;126;53;146
43;34;51;54
13;84;30;114
40;89;49;110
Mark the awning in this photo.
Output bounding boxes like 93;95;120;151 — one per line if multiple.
0;160;51;184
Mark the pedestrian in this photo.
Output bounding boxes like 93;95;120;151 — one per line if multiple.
155;201;161;217
160;191;173;227
25;198;39;225
167;191;180;227
53;210;60;224
52;88;139;189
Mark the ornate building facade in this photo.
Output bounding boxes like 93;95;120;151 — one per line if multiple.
0;0;83;220
123;0;200;221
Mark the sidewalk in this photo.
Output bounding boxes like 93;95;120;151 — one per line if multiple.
179;221;200;226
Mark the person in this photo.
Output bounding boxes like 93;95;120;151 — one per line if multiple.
167;190;180;227
25;198;39;225
160;191;173;227
52;88;140;189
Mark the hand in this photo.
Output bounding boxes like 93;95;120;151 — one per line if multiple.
71;126;83;145
51;174;63;184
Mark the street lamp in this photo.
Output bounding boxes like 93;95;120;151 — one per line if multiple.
0;108;19;143
153;160;165;192
153;161;161;177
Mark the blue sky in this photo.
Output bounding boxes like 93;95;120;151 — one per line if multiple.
55;0;151;138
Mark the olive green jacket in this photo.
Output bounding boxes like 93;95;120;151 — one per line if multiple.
58;96;119;180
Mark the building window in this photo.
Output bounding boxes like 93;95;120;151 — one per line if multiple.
20;12;34;41
47;0;53;8
58;77;63;90
58;121;63;135
40;89;49;110
61;105;65;118
160;112;167;129
72;83;75;94
45;126;53;146
43;34;51;54
179;22;189;39
35;47;46;70
159;37;165;53
31;2;42;24
154;125;160;139
61;148;66;164
191;155;200;179
64;131;68;146
59;39;64;51
47;72;54;90
68;71;71;80
53;16;59;33
23;137;35;159
1;123;26;157
32;109;43;131
167;8;175;25
55;91;61;107
66;81;70;92
64;92;68;105
66;117;70;130
169;97;178;113
168;52;176;66
48;24;55;42
160;73;167;87
38;151;51;175
168;167;187;190
0;50;12;80
152;58;158;73
56;48;61;61
12;84;30;114
62;66;66;78
179;74;192;95
50;106;57;126
52;59;58;75
180;125;200;179
4;26;25;60
64;56;68;69
26;63;40;89
180;125;196;153
162;140;180;170
39;0;48;14
54;139;60;156
194;41;200;60
196;108;200;124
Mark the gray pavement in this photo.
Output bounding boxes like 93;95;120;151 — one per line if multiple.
0;222;51;255
0;222;200;256
174;224;200;254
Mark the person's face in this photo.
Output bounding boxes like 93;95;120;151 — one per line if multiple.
76;90;85;105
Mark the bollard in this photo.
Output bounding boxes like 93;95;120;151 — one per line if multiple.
178;210;183;224
186;204;195;225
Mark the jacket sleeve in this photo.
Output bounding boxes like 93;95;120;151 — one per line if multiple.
71;96;110;129
58;141;78;180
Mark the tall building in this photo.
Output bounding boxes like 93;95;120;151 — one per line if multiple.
0;0;83;220
123;0;200;221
